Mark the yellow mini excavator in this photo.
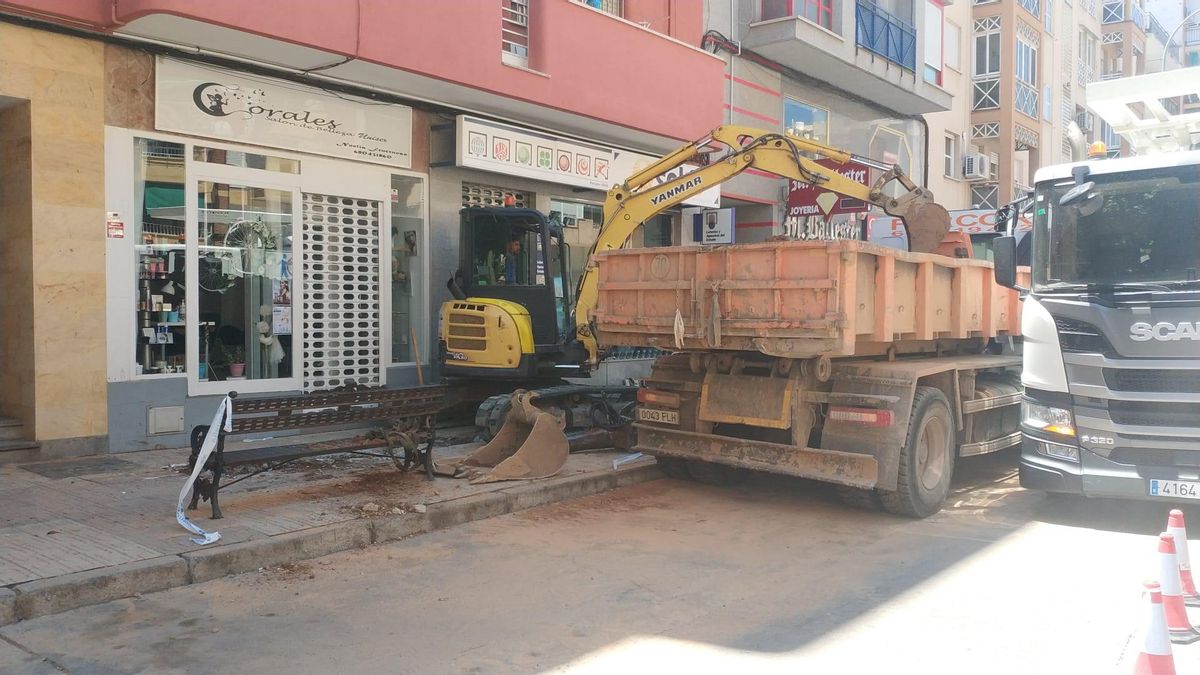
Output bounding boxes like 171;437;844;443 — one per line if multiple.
438;125;951;482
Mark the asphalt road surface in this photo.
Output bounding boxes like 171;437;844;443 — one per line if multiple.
5;449;1200;674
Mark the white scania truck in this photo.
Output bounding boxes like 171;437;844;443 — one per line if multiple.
993;67;1200;501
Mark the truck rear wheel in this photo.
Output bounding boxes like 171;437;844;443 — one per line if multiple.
879;386;956;518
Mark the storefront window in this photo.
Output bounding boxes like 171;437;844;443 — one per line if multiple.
549;197;602;283
133;138;186;376
642;215;674;247
196;181;295;383
391;175;426;363
193;146;301;174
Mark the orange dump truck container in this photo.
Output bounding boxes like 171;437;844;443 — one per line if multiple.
593;239;1025;358
594;239;1029;519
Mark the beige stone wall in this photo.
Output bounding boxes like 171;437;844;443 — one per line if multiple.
0;23;107;443
105;44;154;132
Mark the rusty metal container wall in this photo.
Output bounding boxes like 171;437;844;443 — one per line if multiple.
592;240;1025;358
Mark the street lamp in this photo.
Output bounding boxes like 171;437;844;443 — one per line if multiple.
1161;8;1200;70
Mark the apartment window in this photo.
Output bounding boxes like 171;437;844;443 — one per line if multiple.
945;21;961;70
1016;39;1038;85
924;0;944;85
1079;29;1097;67
762;0;833;29
1045;0;1054;33
501;0;530;67
974;18;1002;76
1043;84;1053;121
804;0;834;29
943;134;958;178
784;97;830;146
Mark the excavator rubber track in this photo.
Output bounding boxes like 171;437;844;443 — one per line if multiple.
474;383;639;438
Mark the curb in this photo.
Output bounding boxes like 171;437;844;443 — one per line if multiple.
0;588;14;626
1;462;662;626
12;556;188;621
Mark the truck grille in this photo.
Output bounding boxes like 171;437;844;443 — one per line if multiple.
1104;369;1200;393
1110;448;1200;467
1108;401;1200;428
1054;317;1116;356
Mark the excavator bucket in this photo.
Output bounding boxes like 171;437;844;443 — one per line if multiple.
454;391;568;484
900;201;953;255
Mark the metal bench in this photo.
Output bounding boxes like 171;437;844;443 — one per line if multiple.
186;384;446;519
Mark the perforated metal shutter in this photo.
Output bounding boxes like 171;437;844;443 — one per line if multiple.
461;182;532;208
302;193;382;391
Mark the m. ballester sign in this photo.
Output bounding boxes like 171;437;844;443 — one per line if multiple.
156;58;412;168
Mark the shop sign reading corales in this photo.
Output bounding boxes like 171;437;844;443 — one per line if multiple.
155;57;413;168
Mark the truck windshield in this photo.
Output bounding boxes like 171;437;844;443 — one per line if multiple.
1032;164;1200;292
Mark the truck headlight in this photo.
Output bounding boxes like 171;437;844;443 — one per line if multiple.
1022;400;1076;437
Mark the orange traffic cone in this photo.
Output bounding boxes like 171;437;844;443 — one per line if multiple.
1167;510;1200;607
1133;582;1176;675
1157;532;1200;644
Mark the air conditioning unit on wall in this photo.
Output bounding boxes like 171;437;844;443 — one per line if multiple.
963;153;992;181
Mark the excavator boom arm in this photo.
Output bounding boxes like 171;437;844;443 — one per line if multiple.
573;125;950;367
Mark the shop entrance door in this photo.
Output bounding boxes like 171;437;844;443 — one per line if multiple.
186;173;302;396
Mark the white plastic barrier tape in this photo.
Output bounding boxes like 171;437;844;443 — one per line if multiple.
175;395;231;545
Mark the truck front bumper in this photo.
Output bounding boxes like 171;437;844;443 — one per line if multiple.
1020;435;1200;500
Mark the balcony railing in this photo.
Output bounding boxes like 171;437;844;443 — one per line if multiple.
1077;61;1095;86
1186;24;1200;45
1131;4;1147;31
1102;2;1123;24
855;1;916;71
1148;13;1170;45
973;77;1001;110
1102;71;1122;80
1015;81;1040;119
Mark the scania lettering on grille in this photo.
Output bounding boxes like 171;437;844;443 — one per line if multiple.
650;176;703;205
1130;321;1200;342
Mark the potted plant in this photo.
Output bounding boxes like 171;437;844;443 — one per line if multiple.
221;343;246;378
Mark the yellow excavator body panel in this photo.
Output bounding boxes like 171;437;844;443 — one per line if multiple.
440;297;536;370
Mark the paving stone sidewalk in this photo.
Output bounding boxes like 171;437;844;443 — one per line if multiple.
0;430;657;622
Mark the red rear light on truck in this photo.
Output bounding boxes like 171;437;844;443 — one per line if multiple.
637;389;680;408
828;406;894;427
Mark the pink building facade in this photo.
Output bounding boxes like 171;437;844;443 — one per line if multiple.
0;1;724;458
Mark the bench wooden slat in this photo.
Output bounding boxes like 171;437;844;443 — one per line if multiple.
230;400;443;434
231;385;446;416
222;435;390;466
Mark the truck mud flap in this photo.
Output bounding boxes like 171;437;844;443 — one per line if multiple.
633;424;878;489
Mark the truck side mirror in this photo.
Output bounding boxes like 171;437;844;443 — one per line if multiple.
993;236;1022;290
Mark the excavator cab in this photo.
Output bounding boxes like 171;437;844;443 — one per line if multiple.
440;208;584;381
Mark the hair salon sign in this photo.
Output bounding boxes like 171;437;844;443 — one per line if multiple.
155;57;413;168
